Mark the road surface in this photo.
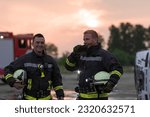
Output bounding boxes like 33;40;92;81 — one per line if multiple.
0;72;137;100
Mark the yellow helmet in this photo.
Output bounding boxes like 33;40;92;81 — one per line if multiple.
94;71;110;85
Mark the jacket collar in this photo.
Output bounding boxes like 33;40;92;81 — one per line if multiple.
32;50;45;58
88;44;100;50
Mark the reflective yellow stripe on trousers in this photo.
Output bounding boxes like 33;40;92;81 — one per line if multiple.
24;95;52;100
79;92;108;99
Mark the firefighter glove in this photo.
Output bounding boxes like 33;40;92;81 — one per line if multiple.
73;45;87;54
73;45;82;53
103;74;120;93
56;89;65;100
103;80;116;93
74;86;79;93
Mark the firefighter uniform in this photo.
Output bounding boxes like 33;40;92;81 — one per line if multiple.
4;51;64;100
65;45;123;100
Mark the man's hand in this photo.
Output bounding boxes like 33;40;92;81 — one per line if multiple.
56;89;64;100
73;45;87;54
103;74;120;93
13;81;25;90
73;45;82;53
103;80;116;93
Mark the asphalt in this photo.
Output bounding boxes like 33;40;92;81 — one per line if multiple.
0;72;137;100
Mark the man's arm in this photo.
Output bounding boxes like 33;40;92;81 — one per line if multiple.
65;45;87;71
4;56;25;89
103;53;123;93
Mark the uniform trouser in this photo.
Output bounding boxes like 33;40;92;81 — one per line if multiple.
23;92;52;100
23;90;51;100
76;92;108;100
22;95;52;100
77;96;108;100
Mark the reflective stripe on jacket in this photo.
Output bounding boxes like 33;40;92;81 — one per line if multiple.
65;45;123;99
4;51;64;99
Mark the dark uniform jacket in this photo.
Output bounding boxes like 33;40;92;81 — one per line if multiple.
65;45;123;99
4;51;64;100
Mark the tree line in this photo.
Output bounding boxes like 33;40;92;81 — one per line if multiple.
108;22;150;65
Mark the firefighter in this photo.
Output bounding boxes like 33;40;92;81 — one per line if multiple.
65;30;123;100
4;33;64;100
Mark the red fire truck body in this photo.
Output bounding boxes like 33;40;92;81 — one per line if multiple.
0;32;33;79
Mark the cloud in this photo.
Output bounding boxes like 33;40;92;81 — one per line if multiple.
0;0;149;56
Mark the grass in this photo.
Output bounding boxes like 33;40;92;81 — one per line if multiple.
59;65;72;74
123;66;134;73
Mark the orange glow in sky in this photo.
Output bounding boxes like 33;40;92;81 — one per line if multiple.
77;9;103;28
0;0;150;56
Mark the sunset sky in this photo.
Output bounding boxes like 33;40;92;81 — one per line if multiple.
0;0;150;56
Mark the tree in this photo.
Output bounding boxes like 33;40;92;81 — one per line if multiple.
108;22;150;65
132;25;147;53
57;51;70;73
45;43;58;58
58;51;70;66
108;25;120;51
98;34;105;48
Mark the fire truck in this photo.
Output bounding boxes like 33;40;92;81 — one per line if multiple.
0;32;33;82
134;50;150;100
